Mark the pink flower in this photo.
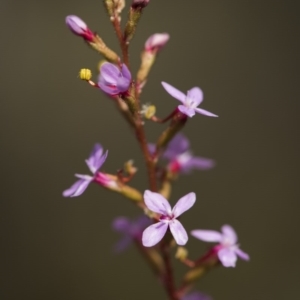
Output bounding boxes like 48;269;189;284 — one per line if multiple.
98;62;132;96
191;225;250;267
145;33;170;52
149;133;215;174
142;191;196;247
161;82;218;118
63;143;111;197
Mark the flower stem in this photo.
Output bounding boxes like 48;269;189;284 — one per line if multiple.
112;15;129;67
160;240;179;300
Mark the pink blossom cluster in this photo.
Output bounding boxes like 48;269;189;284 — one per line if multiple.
63;3;249;299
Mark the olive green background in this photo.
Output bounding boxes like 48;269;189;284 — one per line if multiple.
1;0;299;299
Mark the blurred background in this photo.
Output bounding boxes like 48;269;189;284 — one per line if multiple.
1;0;299;299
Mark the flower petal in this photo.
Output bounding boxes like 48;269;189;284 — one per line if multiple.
194;108;218;117
235;247;250;261
190;229;222;242
217;248;237;267
181;157;215;173
172;192;196;218
161;82;186;103
163;133;190;160
121;64;132;81
169;219;188;245
187;87;203;105
62;178;92;197
178;105;196;117
221;224;238;244
112;217;131;233
142;222;168;247
100;62;120;83
85;144;108;174
143;190;172;215
98;80;118;95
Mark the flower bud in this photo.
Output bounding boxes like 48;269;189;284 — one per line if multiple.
145;33;170;52
132;0;150;9
79;69;92;81
65;15;94;41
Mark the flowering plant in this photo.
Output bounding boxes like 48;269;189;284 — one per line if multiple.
64;1;249;299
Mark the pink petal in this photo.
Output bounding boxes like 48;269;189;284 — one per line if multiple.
190;229;222;242
235;248;250;261
187;87;203;105
221;224;238;244
161;82;186;103
217;248;237;267
62;178;92;197
178;105;195;117
172;192;196;218
194;108;218;117
142;222;168;247
112;217;131;233
100;63;120;83
121;64;132;81
85;144;107;174
169;219;188;245
143;190;172;215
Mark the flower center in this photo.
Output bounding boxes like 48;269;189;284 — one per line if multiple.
159;214;174;222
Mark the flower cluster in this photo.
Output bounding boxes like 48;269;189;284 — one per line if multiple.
64;3;249;300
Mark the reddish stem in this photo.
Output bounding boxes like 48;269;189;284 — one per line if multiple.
160;240;179;300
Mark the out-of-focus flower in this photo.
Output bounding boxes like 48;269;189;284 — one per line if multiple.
181;291;212;300
161;82;218;118
63;144;108;197
132;0;150;9
149;133;215;174
112;215;151;252
142;191;196;247
145;33;170;52
191;225;250;267
98;62;131;96
65;15;94;41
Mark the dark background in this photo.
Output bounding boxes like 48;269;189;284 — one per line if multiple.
1;0;299;299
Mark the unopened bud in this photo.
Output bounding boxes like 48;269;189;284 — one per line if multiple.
79;69;92;81
145;33;170;52
124;160;138;175
65;15;94;42
104;0;125;16
141;104;156;119
132;0;150;9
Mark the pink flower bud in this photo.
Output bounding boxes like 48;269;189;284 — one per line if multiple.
65;15;94;42
144;33;170;52
132;0;150;9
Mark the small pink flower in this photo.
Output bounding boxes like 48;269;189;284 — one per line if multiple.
161;82;218;118
142;191;196;247
145;33;170;52
63;143;109;197
65;15;94;41
191;225;250;267
98;62;132;96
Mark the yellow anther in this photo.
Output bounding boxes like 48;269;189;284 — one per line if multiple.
175;247;188;260
79;68;92;81
142;104;156;119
